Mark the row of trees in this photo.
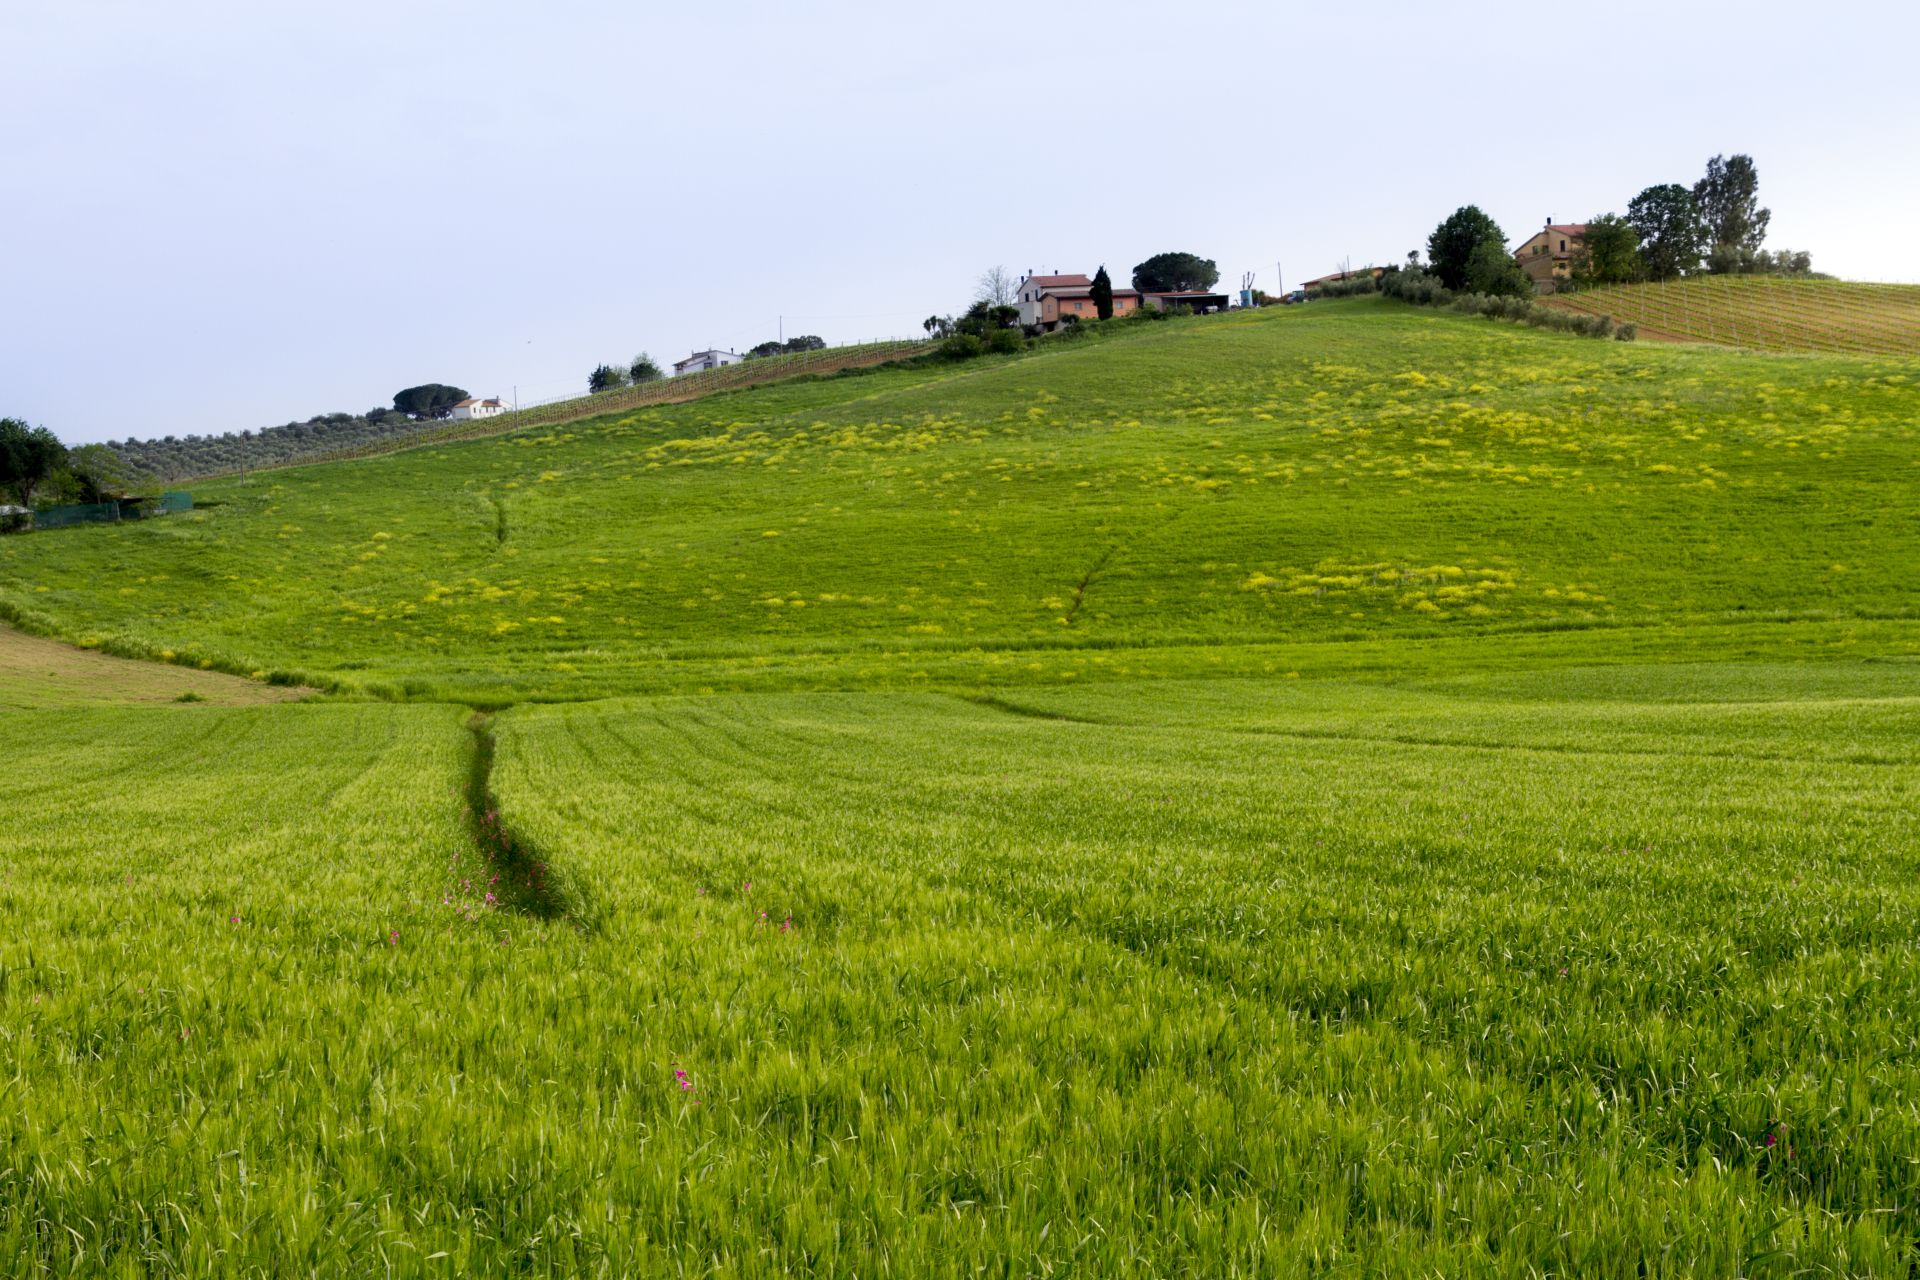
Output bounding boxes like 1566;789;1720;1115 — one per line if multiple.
1416;154;1813;300
1576;154;1813;285
98;381;491;481
746;335;826;358
588;354;662;393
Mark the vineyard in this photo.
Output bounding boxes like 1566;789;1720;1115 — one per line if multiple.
1546;276;1920;354
186;337;933;481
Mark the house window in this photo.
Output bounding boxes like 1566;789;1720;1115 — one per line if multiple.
1559;239;1566;252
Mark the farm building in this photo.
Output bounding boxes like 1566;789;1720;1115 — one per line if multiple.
1014;272;1090;327
448;397;508;421
672;349;745;375
1514;220;1588;293
1015;270;1156;329
1144;290;1232;314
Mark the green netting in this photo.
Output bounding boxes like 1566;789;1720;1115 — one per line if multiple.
31;502;120;529
158;491;193;514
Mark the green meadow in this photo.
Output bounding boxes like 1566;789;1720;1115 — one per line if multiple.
4;299;1919;1276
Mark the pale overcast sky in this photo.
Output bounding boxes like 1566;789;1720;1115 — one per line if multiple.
5;0;1917;445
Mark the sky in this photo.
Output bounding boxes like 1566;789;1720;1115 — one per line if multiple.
5;0;1918;445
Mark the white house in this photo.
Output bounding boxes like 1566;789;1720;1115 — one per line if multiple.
672;349;744;376
448;397;508;421
1013;271;1092;327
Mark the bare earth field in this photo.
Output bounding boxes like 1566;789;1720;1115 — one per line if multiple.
0;623;309;709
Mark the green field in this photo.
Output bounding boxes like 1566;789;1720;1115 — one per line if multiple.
5;299;1919;1275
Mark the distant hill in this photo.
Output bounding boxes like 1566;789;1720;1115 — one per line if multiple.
1545;277;1920;355
6;298;1916;702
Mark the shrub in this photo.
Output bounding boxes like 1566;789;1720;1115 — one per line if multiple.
985;328;1025;355
939;334;985;361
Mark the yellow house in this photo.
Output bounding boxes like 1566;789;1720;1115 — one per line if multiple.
1513;220;1588;293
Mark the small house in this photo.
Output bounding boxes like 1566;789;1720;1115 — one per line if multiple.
449;397;508;421
672;349;744;376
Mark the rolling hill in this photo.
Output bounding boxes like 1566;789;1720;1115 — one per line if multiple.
6;298;1920;1276
3;298;1916;700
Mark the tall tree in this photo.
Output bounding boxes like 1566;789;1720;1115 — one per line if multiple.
1627;184;1706;280
391;384;471;419
976;266;1016;306
629;353;663;383
588;364;628;393
1426;206;1506;291
1131;252;1219;294
1694;154;1770;269
1090;265;1115;320
1572;213;1643;285
1466;240;1532;297
0;417;68;507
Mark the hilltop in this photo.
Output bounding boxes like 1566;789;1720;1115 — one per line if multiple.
2;297;1915;700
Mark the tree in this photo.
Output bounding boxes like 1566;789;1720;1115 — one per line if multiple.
1694;154;1769;270
629;353;662;383
953;300;1020;337
1132;252;1219;294
1426;206;1506;291
923;315;953;338
1090;265;1115;320
783;334;826;352
391;384;471;419
64;443;134;502
588;364;628;393
0;418;68;507
1627;184;1705;281
976;265;1016;306
1571;213;1643;285
1466;240;1532;297
748;341;785;359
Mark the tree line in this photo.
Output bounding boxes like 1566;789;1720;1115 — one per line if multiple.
79;382;513;483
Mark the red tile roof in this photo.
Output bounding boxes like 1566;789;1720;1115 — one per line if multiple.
1023;273;1093;288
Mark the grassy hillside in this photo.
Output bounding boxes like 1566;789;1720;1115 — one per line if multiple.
1548;276;1920;355
3;299;1916;700
7;300;1920;1275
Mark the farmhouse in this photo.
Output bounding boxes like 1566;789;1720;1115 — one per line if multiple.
1513;220;1588;293
448;397;507;421
1013;271;1147;330
673;349;745;375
